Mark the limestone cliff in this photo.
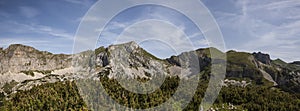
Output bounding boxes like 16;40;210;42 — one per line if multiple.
0;44;71;74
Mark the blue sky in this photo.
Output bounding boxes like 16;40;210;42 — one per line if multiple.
0;0;299;62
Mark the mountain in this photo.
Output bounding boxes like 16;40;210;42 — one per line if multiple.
0;41;300;110
0;44;71;74
0;44;73;94
291;61;300;66
168;48;300;93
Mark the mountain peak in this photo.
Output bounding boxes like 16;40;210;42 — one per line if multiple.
114;41;138;47
123;41;139;49
5;44;37;52
252;52;271;65
8;44;34;48
108;41;140;53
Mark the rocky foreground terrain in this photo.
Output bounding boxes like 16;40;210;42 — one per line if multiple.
0;41;300;110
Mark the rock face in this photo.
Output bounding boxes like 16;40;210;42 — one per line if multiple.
291;61;300;66
96;41;172;79
166;48;211;70
0;44;71;74
0;44;73;95
253;52;271;65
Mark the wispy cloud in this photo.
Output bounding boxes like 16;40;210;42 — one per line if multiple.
0;37;49;48
0;0;94;54
212;0;300;62
0;21;73;40
19;6;40;18
76;15;105;22
0;36;73;54
112;20;196;58
35;25;74;39
63;0;95;7
1;0;298;61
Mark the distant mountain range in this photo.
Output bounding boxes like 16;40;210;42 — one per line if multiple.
1;41;299;93
0;41;300;110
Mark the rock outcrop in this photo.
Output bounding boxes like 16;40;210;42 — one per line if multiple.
253;52;271;65
0;44;71;74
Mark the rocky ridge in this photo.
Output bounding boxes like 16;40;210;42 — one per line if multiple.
1;41;300;96
0;44;71;74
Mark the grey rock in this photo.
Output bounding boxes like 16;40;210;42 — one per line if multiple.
0;44;71;74
253;52;271;65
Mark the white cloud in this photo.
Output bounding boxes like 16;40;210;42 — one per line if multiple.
76;15;105;22
214;0;300;62
242;20;300;60
255;0;300;10
0;36;73;54
35;25;74;39
63;0;94;6
196;39;209;46
113;20;195;58
74;0;217;54
0;21;73;40
0;38;49;48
